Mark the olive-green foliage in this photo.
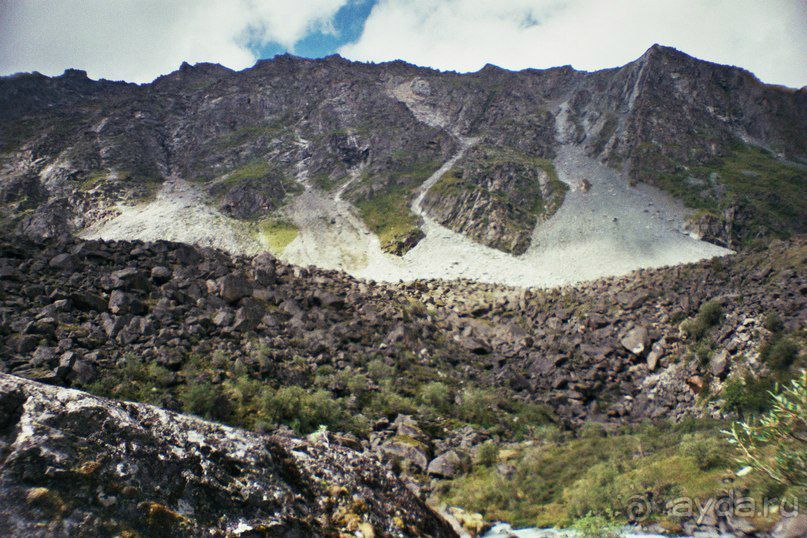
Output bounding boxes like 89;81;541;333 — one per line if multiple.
726;371;806;488
722;374;777;417
215;122;289;149
352;160;439;252
763;313;784;333
255;218;298;255
259;386;345;434
681;300;722;341
475;441;500;467
458;387;500;427
428;146;567;223
570;514;621;538
79;349;552;441
78;169;162;202
180;381;233;422
221;161;273;185
84;354;173;405
760;335;800;371
442;420;755;529
417;382;453;414
355;184;422;252
679;432;730;470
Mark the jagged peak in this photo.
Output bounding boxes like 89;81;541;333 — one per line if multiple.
61;68;89;79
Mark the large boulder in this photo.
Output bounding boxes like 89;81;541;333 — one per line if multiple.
427;450;470;478
0;374;457;538
620;326;650;356
217;272;252;304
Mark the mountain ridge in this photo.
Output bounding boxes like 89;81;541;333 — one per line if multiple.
0;45;804;286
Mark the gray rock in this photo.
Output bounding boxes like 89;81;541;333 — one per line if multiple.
772;514;807;538
31;346;56;368
48;253;76;272
108;290;146;315
710;349;730;378
150;265;172;284
427;450;469;478
69;291;107;312
212;310;234;327
381;437;430;473
218;273;252;304
621;326;650;356
646;339;666;370
0;373;456;537
109;267;149;292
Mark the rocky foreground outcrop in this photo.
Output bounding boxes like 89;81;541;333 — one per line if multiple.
0;373;457;537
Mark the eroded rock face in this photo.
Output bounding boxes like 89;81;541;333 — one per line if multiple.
0;374;457;538
422;145;567;254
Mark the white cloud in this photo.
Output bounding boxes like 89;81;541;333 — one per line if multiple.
340;0;807;88
0;0;349;83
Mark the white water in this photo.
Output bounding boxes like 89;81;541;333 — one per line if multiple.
484;523;680;538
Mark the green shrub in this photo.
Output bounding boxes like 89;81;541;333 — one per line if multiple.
722;375;776;417
180;381;232;422
418;382;453;413
458;388;500;427
259;386;344;434
368;385;417;418
570;513;621;538
760;336;799;371
475;441;500;467
678;433;729;470
763;313;784;333
84;355;173;405
367;359;396;381
564;462;624;519
726;371;806;486
699;300;723;326
681;300;722;341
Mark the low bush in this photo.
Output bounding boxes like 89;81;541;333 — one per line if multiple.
762;312;784;333
475;441;500;467
180;381;232;422
681;300;722;341
417;382;453;414
678;432;729;470
760;335;799;371
441;420;759;529
722;374;776;417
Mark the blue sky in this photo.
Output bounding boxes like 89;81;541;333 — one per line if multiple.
1;0;804;87
260;0;376;59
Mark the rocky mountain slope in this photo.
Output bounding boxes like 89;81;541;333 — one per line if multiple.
1;46;803;286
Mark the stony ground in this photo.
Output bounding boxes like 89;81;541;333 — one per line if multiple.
1;235;803;429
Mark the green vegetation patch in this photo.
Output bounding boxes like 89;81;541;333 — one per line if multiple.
353;159;440;253
214;122;290;149
355;184;423;253
78;169;162;203
220;161;274;186
430;146;567;221
77;347;556;440
440;420;782;529
637;143;806;244
255;218;298;255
